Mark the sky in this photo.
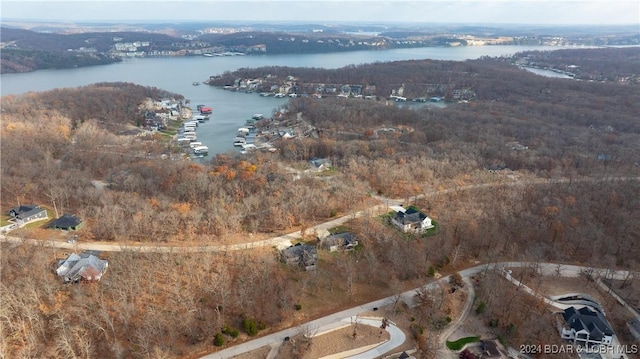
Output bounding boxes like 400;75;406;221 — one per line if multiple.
1;0;639;25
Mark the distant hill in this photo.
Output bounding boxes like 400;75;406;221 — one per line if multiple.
0;27;180;73
0;27;177;52
2;24;638;73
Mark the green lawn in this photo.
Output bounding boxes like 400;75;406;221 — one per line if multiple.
446;336;480;351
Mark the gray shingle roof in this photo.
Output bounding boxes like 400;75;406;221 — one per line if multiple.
562;306;614;340
56;252;108;282
49;213;82;229
9;204;45;219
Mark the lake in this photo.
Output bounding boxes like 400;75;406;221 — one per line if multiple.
1;45;571;155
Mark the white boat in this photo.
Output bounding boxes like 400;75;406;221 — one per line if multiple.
233;138;246;146
237;127;250;134
193;145;209;155
184;120;198;127
189;142;203;149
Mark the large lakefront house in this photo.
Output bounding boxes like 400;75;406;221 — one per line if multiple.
560;306;614;347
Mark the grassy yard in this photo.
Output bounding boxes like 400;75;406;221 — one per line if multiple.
446;336;480;350
0;213;13;227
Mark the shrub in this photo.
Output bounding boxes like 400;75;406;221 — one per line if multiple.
409;323;424;339
294;303;302;310
214;332;224;347
475;301;486;315
432;317;451;330
428;266;435;277
222;325;238;338
242;318;258;336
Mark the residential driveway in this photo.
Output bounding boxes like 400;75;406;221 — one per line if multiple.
199;299;394;359
436;276;475;359
341;317;406;359
199;263;639;359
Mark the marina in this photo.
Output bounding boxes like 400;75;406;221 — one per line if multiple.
174;104;217;158
171;104;279;159
1;45;574;157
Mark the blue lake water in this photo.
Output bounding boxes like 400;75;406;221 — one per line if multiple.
1;45;571;155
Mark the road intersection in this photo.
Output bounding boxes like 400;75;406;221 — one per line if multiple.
2;176;638;358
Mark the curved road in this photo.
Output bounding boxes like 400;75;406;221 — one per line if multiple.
1;176;637;253
199;262;638;359
1;176;638;358
435;276;475;359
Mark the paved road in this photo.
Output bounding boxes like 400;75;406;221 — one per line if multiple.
436;276;475;359
342;317;406;359
2;176;637;253
200;262;639;359
2;176;638;358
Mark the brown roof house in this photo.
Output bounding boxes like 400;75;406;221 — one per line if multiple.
56;252;108;283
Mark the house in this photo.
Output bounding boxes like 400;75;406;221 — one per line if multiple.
487;164;509;173
309;158;332;171
56;252;108;283
481;339;507;358
391;206;434;234
48;213;83;231
560;306;614;347
280;243;318;271
398;352;416;359
320;233;358;252
8;204;48;224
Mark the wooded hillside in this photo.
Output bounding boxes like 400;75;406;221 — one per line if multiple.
1;51;639;358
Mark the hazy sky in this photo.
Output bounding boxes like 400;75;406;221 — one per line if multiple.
2;0;639;25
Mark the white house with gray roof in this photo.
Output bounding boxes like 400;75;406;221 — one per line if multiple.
560;306;614;347
391;206;434;234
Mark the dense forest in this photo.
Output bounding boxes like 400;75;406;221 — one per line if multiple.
1;49;639;358
3;24;638;73
0;27;178;52
210;47;640;94
513;47;640;83
0;49;121;74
